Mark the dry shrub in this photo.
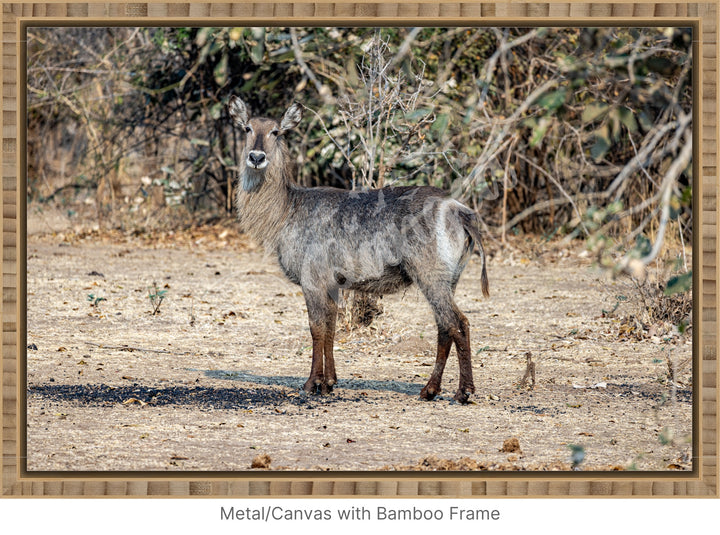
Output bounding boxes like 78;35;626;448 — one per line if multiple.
629;279;691;339
339;291;384;329
605;270;692;342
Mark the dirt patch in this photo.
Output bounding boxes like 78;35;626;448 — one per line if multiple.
25;230;692;471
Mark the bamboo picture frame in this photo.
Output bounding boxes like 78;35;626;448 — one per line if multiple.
1;1;717;498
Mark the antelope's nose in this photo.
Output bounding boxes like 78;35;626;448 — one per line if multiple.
248;150;267;168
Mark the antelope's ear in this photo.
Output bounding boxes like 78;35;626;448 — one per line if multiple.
228;96;249;128
280;102;303;133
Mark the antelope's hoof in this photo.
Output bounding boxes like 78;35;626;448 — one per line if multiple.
419;385;440;401
303;379;334;396
303;378;322;395
453;386;475;404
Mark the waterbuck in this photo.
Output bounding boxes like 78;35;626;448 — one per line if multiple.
228;96;489;403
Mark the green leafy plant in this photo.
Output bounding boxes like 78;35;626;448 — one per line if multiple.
664;271;692;296
148;283;167;316
601;294;627;318
87;294;107;315
87;293;106;312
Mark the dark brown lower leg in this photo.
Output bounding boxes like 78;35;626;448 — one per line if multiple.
451;309;475;403
303;323;326;394
420;329;452;400
414;275;475;403
322;305;338;392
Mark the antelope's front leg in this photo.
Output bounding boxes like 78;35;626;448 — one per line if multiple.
303;323;326;394
322;301;339;393
303;291;337;395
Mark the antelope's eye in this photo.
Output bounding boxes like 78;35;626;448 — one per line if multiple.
244;126;252;134
270;129;279;137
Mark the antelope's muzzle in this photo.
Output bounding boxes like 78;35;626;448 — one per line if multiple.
247;150;268;169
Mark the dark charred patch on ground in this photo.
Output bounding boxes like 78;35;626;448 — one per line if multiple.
606;382;692;403
28;383;369;410
506;404;566;416
552;382;693;404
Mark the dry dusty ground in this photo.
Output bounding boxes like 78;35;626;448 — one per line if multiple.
25;221;692;472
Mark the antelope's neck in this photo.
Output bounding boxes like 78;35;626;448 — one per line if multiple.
236;172;293;250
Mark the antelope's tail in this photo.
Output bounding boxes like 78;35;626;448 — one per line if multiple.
459;210;490;298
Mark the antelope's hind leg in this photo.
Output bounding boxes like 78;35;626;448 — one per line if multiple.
417;279;476;403
450;307;475;403
420;329;452;400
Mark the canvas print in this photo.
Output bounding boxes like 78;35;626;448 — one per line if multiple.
25;26;692;471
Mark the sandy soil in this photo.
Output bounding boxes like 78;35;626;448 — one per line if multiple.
25;225;692;472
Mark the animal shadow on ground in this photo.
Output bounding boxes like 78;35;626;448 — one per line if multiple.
203;368;423;397
27;369;427;412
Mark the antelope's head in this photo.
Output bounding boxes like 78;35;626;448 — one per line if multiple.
228;96;302;191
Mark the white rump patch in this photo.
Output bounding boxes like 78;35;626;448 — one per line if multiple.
435;199;465;268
